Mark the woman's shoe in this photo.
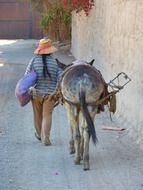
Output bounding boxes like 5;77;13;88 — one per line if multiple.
43;139;52;146
35;132;41;141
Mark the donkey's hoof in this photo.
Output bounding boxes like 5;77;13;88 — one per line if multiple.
74;157;80;165
83;162;90;171
70;150;75;154
83;167;90;171
69;148;75;154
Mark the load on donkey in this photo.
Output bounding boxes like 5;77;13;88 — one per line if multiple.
51;59;131;170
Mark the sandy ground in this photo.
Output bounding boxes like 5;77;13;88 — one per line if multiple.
0;40;143;190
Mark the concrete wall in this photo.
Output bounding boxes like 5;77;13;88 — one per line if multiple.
71;0;143;144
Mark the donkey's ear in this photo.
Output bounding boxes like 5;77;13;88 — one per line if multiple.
55;59;66;70
88;59;95;65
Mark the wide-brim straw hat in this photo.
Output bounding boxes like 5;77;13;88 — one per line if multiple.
34;38;58;55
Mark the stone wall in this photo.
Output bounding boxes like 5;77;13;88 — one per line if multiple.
71;0;143;144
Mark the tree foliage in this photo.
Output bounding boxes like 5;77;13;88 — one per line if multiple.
30;0;71;42
29;0;95;41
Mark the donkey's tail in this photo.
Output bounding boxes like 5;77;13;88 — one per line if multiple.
79;90;98;145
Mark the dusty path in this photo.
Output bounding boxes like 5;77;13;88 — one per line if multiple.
0;40;143;190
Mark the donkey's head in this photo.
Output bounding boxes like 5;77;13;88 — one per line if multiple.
56;59;95;71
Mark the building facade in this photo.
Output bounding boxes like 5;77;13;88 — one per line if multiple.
0;0;43;39
71;0;143;144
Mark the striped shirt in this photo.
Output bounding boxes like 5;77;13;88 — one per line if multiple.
25;55;61;96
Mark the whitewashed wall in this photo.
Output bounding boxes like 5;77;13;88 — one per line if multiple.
71;0;143;144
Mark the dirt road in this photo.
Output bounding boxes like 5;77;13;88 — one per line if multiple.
0;40;143;190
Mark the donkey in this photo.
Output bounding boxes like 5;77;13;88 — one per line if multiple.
56;59;109;170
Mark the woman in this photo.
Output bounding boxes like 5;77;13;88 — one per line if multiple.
25;38;61;145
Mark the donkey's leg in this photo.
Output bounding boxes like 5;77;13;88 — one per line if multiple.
80;118;86;160
83;107;97;170
66;104;81;164
83;127;90;170
73;107;81;164
64;102;75;154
